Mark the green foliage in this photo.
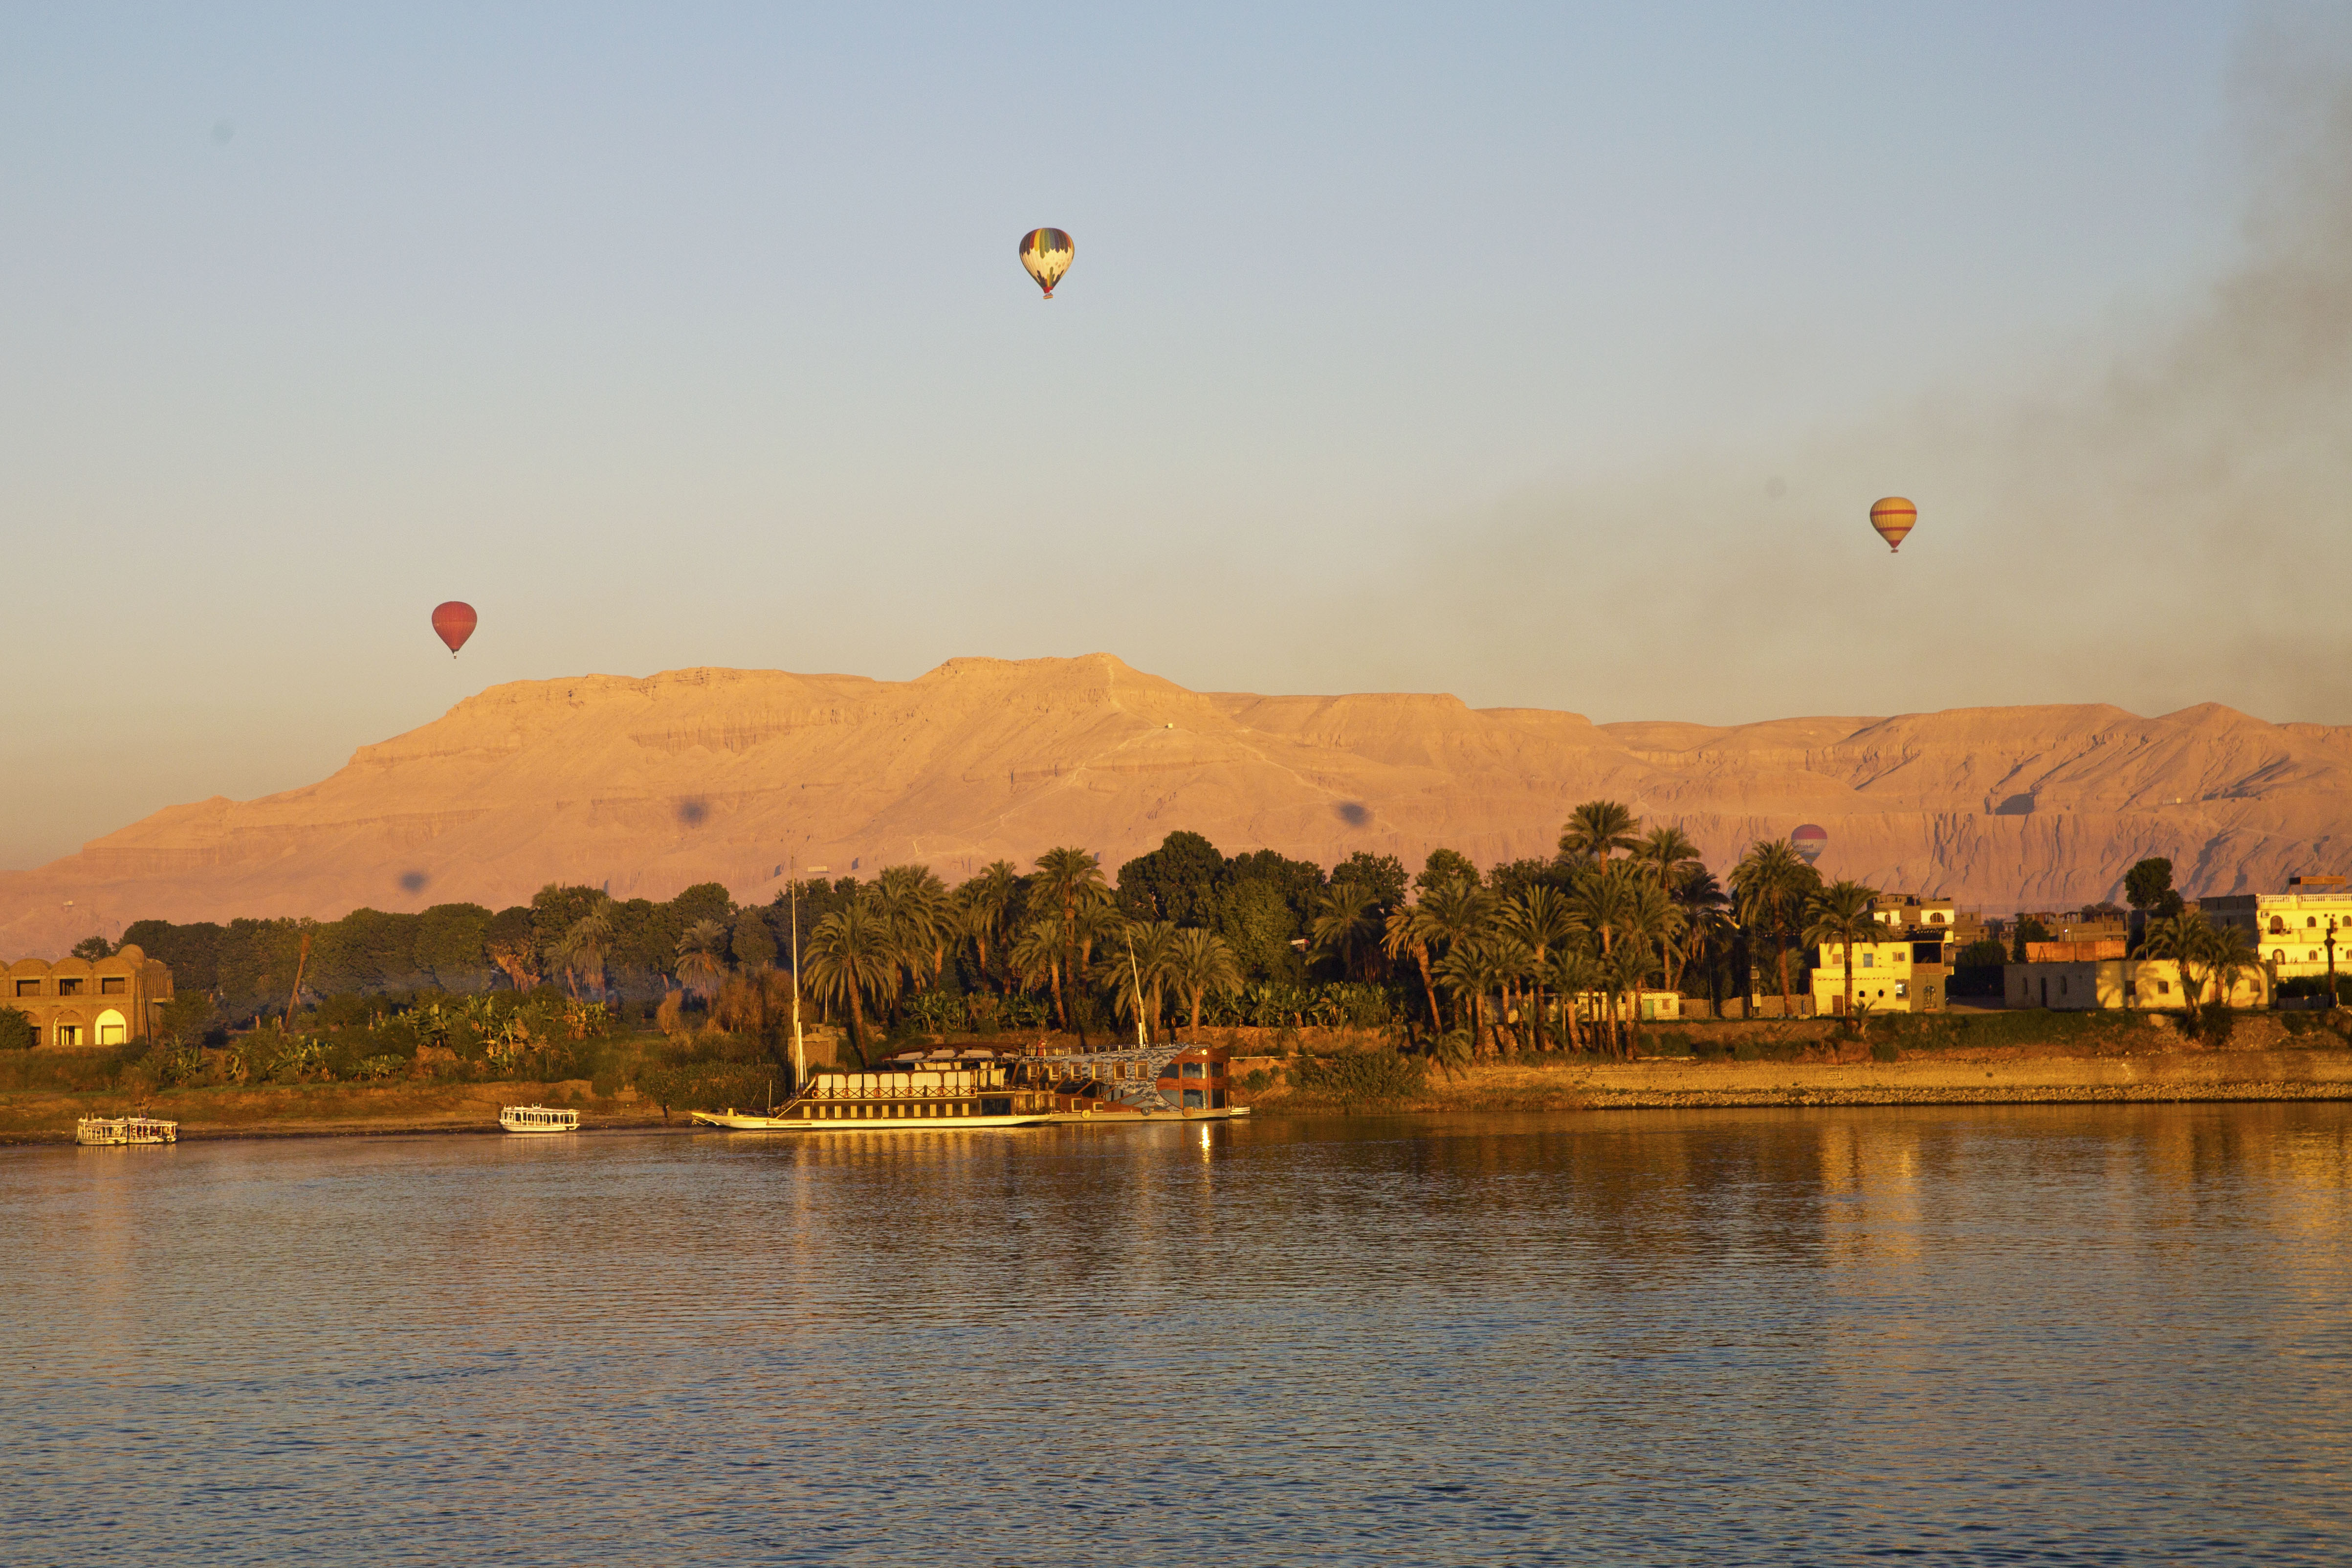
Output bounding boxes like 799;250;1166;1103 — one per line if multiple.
71;935;114;960
2124;858;2181;915
1417;848;1480;893
1286;1050;1426;1104
730;912;777;970
416;903;494;987
0;1007;34;1052
1237;1066;1275;1092
1870;1041;1899;1062
1115;830;1227;925
1329;852;1408;914
1218;879;1304;984
2010;915;2053;962
1956;938;2007;968
155;993;216;1046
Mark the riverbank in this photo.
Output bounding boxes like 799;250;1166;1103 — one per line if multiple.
1244;1043;2352;1114
8;1029;2350;1143
0;1079;677;1144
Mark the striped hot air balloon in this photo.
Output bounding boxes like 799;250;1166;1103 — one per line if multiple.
1020;228;1073;298
1869;497;1918;552
1791;824;1827;865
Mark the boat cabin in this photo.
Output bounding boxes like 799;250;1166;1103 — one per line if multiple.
1156;1045;1232;1110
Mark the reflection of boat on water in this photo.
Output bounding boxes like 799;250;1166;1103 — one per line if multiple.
690;1042;1248;1133
77;1114;178;1146
500;1104;580;1135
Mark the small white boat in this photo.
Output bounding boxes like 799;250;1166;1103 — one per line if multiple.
77;1114;178;1146
499;1104;580;1135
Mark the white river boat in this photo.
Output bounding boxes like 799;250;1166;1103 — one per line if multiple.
499;1104;580;1134
76;1114;178;1146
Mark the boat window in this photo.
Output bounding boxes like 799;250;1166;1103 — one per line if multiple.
1183;1089;1206;1108
1181;1061;1204;1079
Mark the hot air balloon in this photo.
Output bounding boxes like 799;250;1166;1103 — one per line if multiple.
1020;228;1073;298
1791;824;1827;865
431;601;477;658
1869;497;1917;552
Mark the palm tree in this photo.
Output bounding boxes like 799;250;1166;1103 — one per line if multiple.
553;906;615;999
1164;927;1242;1039
875;864;952;994
1634;824;1702;884
1559;799;1642;867
1546;945;1601;1052
1032;847;1109;1032
1382;874;1492;1035
675;918;731;1002
1500;883;1580;1051
1663;863;1728;998
2203;922;2261;1011
956;861;1022;993
1115;921;1180;1043
1730;839;1817;1017
802;898;899;1065
1310;881;1385;981
1803;880;1882;1026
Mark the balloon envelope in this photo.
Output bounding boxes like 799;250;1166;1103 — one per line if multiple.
1791;824;1827;865
1020;228;1073;297
1869;497;1917;552
431;601;477;657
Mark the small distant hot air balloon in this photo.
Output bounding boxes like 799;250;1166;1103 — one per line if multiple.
1791;824;1827;865
1869;497;1917;552
431;601;477;658
1020;228;1073;298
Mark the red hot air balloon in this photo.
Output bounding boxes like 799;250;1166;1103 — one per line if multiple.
431;601;477;658
1791;824;1827;865
1869;497;1917;552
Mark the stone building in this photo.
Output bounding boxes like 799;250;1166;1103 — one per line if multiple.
4;946;176;1047
1812;937;1949;1015
2002;957;2268;1012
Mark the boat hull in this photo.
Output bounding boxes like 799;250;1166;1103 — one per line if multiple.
691;1110;1051;1131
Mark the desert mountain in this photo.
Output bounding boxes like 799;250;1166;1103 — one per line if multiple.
5;653;2349;956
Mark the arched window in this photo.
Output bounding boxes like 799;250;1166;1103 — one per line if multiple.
2270;916;2287;933
95;1009;127;1046
2275;950;2286;964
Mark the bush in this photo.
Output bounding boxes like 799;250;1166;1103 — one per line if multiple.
1869;1041;1899;1063
1286;1050;1425;1104
0;1007;33;1052
1237;1067;1275;1093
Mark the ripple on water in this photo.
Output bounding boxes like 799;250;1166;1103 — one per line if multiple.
4;1104;2351;1565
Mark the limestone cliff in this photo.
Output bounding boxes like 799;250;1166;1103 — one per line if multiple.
4;654;2347;955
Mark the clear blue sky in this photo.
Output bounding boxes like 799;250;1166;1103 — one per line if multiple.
6;2;2345;867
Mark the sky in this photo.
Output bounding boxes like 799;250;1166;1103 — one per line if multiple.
4;2;2349;868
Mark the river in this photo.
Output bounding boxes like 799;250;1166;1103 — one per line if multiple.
5;1104;2349;1564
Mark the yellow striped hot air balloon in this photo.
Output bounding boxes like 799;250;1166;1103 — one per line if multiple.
1869;497;1917;552
1020;228;1073;298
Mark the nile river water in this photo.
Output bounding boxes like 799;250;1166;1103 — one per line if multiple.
5;1104;2350;1565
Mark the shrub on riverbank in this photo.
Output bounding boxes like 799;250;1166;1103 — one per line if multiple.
1284;1050;1426;1105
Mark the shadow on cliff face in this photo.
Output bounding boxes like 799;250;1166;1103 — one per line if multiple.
1404;14;2352;729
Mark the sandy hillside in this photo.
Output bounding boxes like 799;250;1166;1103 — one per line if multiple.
4;653;2348;954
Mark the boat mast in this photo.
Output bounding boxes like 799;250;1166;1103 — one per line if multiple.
1125;928;1146;1048
790;855;805;1092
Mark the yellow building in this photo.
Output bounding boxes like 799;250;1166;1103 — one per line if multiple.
2002;957;2268;1012
2201;877;2352;981
1812;938;1948;1015
4;946;176;1047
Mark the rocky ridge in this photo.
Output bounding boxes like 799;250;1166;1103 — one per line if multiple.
3;653;2347;955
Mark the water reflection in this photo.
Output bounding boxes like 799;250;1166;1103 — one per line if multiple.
3;1104;2349;1565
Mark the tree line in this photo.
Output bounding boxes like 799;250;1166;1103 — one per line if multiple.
75;803;1906;1063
